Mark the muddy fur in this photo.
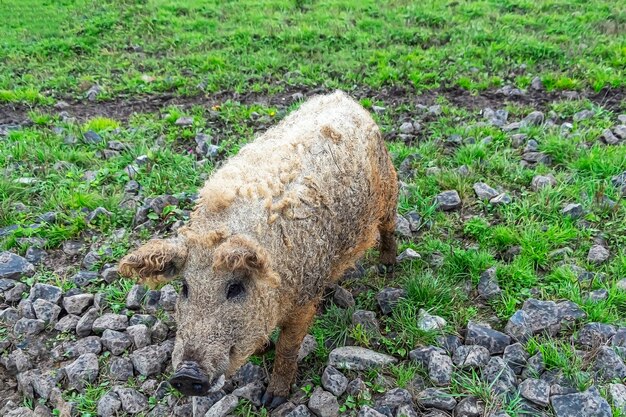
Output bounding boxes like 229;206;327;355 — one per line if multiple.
119;90;398;398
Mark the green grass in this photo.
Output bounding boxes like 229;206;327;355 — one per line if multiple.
0;0;624;102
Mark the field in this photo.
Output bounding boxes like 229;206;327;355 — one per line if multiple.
1;0;625;416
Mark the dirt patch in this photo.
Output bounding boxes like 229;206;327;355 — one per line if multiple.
1;86;624;125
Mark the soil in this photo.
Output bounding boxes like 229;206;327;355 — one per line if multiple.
1;85;624;125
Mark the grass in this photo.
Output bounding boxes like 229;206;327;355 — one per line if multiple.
0;0;624;102
1;0;626;415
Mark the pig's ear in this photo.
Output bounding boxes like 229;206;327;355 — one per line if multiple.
212;235;280;287
119;239;187;287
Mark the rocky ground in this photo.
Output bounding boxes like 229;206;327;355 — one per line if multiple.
1;83;626;417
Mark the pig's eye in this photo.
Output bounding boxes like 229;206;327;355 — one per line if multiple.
181;280;189;299
226;281;245;300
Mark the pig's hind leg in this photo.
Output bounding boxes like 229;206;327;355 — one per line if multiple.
262;301;317;409
377;202;397;274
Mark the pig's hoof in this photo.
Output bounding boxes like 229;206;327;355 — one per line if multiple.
261;391;287;409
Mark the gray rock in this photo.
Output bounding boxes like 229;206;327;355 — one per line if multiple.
600;129;620;145
436;190;461;211
346;378;368;397
17;299;35;319
81;251;101;270
205;394;238;417
417;309;446;331
54;314;80;332
428;352;452;386
522;151;551;165
521;111;544;127
573;110;595;122
376;288;407;314
175;116;194;126
557;300;586;326
114;387;148;414
399;122;416;134
62;240;85;255
92;313;128;332
76;307;98;337
14;318;45;335
396;248;420;262
98;391;122;417
333;286;355;308
530;77;543;91
308;387;339;417
32;298;61;323
522;353;545;379
519;298;561;336
126;324;151;349
503;343;529;374
417;388;456;411
101;266;119;283
518;378;550;407
465;321;511;354
481;357;517;395
126;284;147;309
577;322;617;348
101;329;132;355
352;310;380;336
297;334;317;362
67;336;103;358
287;405;313;417
551;387;611;417
0;252;35;280
232;382;264;407
62;293;93;315
159;284;177;310
586;289;608;302
409;346;445;368
395;214;412;238
376;388;412;410
473;182;499;200
24;247;46;264
4;282;29;303
193;394;227;417
130;344;168;376
357;406;385;417
150;319;169;343
614;125;626;140
233;362;266;386
322;366;348;397
29;283;62;304
453;396;484;417
71;270;99;287
587;245;609;264
64;353;99;391
608;383;626;413
477;267;501;300
452;345;490;369
613;328;626;347
592;346;626;381
561;203;585;219
142;289;161;314
109;357;134;381
328;346;397;370
531;174;556;191
0;278;16;291
436;335;462;355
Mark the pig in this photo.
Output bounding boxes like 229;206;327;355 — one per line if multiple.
118;90;398;407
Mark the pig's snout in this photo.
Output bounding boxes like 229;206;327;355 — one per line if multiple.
170;361;223;396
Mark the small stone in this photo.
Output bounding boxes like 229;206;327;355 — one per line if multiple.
357;406;385;417
126;324;151;349
71;271;99;287
490;193;511;205
522;353;545;379
592;346;626;381
503;343;529;374
109;357;134;381
417;388;456;411
287;404;313;417
396;248;420;262
24;247;46;264
608;383;626;413
600;129;620;145
64;353;99;391
436;190;461;211
174;117;194;126
521;111;544;127
454;396;484;417
83;130;102;144
395;214;412;238
428;351;453;386
473;182;499;200
92;313;128;332
573;110;595;122
417;309;446;331
114;387;148;414
98;391;122;417
328;346;397;370
551;387;611;417
586;288;608;302
101;329;132;355
101;266;119;283
62;293;94;315
321;366;348;397
76;307;98;337
409;346;445;368
130;344;168;376
232;382;264;407
143;289;161;314
614;125;626;140
561;203;585;219
0;252;35;280
32;298;61;323
86;207;112;223
557;300;586;325
55;314;80;332
465;321;511;354
351;310;380;336
530;77;543;91
333;286;355;308
376;288;407;315
345;378;368;397
126;284;147;309
518;378;550;407
477;267;501;301
587;244;609;264
452;345;490;369
14;318;45;335
308;387;339;417
399;122;415;134
297;334;317;362
481;357;517;395
4;282;29;303
159;284;177;311
531;174;557;191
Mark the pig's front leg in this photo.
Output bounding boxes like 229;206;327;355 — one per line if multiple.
261;301;317;409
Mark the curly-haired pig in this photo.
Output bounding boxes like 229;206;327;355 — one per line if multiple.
119;90;398;407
